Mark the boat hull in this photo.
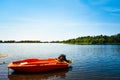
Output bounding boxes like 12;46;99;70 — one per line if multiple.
8;58;68;72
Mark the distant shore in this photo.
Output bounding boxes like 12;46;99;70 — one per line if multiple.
0;33;120;44
0;40;60;43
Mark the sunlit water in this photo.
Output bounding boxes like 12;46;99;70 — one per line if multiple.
0;43;120;80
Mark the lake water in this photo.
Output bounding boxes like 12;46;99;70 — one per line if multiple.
0;43;120;80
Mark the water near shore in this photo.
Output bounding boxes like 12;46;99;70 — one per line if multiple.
0;43;120;80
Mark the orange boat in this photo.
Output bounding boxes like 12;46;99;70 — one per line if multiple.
8;58;69;72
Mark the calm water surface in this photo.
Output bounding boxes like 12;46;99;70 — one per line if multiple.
0;43;120;80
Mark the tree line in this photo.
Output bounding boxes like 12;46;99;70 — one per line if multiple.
0;33;120;44
61;33;120;44
0;40;41;43
0;40;59;43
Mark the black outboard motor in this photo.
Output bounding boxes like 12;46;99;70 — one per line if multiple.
58;54;70;63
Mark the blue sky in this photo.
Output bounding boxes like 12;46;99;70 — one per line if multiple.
0;0;120;41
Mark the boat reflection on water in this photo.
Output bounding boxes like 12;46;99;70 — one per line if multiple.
8;67;72;80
